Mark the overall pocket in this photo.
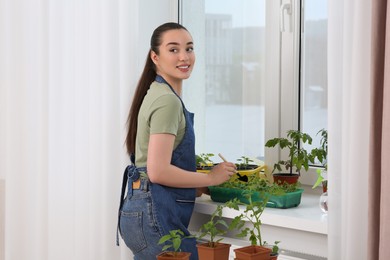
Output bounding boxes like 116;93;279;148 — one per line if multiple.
119;211;147;253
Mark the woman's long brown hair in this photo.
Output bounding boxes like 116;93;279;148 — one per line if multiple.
125;22;189;155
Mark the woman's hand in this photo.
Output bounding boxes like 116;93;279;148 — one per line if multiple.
208;162;237;186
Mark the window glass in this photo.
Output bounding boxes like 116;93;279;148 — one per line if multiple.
301;0;328;149
181;0;266;162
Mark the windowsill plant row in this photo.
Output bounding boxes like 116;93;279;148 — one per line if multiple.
153;129;328;259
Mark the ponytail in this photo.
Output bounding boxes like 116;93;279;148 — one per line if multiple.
125;22;189;155
125;52;156;155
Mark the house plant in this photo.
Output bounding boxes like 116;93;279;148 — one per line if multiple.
219;153;266;182
196;204;232;260
263;241;281;260
209;174;303;209
265;129;313;185
225;193;273;260
157;229;193;260
310;128;328;192
196;153;215;172
236;156;255;169
309;129;328;213
197;153;265;182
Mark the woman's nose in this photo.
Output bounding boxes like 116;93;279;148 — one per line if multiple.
179;51;189;61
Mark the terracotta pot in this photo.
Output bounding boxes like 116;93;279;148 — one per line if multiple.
234;245;272;260
196;242;231;260
322;180;328;193
273;173;299;185
156;251;191;260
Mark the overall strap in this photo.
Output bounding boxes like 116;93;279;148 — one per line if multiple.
155;75;187;110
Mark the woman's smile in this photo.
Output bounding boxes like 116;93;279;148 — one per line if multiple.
177;64;191;72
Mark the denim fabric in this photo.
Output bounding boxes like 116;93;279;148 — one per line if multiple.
118;75;198;260
119;179;163;259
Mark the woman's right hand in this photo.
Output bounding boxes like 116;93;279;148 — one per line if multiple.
208;162;237;186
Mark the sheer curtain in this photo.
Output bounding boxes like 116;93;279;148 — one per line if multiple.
327;0;372;259
0;0;134;259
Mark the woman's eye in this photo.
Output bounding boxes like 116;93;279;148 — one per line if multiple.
187;47;194;52
170;48;178;53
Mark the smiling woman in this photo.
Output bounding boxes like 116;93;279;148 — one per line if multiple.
117;22;236;260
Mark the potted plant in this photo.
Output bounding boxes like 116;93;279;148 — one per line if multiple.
236;156;256;170
219;153;267;182
196;204;231;260
209;174;303;209
309;129;328;213
263;241;281;260
310;129;328;192
196;153;215;172
195;153;217;196
157;229;193;260
265;129;313;185
197;153;267;182
225;193;273;260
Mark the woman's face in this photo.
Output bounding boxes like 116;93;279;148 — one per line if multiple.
151;29;195;85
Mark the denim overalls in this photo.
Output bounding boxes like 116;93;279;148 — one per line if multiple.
117;75;198;260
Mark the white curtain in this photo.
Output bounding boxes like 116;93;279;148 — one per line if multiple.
328;0;372;259
0;0;135;259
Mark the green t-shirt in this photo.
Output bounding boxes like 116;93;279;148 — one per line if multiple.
135;81;186;167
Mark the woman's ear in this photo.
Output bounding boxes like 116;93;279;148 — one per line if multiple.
150;51;158;65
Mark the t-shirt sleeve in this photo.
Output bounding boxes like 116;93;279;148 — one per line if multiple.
148;94;183;135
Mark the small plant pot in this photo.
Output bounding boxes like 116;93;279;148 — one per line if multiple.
234;245;272;260
322;180;328;193
273;173;299;185
196;242;231;260
270;253;279;260
156;251;191;260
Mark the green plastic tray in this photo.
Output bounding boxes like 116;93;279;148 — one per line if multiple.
208;186;304;209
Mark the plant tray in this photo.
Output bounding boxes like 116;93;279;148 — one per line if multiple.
197;164;267;181
208;186;304;209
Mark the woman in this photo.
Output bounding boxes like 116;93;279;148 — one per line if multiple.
117;22;236;260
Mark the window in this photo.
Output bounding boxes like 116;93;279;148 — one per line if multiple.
301;0;328;146
180;0;328;184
